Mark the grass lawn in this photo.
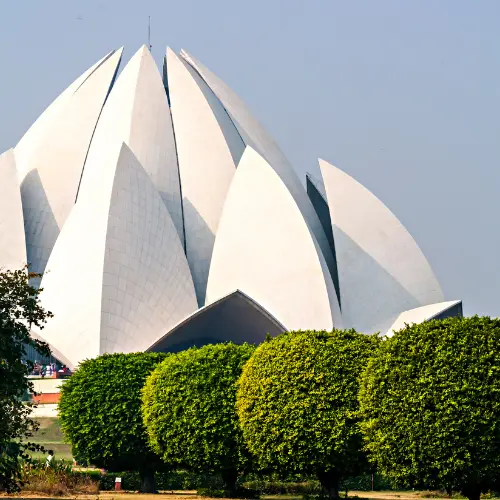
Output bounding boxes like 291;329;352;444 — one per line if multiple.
29;417;72;461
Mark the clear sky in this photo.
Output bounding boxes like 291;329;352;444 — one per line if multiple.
0;0;498;317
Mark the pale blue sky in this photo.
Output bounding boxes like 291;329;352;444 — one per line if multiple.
0;1;498;317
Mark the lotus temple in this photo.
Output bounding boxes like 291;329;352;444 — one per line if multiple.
0;45;462;369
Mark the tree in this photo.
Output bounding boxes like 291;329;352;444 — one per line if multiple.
142;343;255;494
358;316;500;500
236;330;380;499
0;268;52;491
58;352;166;492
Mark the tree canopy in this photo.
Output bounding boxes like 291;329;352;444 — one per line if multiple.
0;268;51;491
236;330;380;498
58;352;166;492
142;343;255;493
358;316;500;500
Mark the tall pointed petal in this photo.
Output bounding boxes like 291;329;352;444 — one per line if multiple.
15;50;117;180
206;146;339;331
166;48;245;305
37;143;197;368
180;50;338;289
77;45;184;245
17;49;123;278
319;159;444;334
0;149;26;270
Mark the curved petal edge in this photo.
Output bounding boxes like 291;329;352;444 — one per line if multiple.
319;158;444;334
206;146;339;331
180;49;338;304
148;289;287;353
37;143;197;368
0;149;26;270
18;49;123;277
166;48;243;305
385;300;463;337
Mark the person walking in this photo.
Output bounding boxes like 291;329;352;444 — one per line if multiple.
45;450;54;468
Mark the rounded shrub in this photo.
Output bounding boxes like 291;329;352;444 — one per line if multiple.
142;343;255;494
58;352;166;492
236;330;380;498
359;316;500;500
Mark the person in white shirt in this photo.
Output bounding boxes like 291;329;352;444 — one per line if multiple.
45;450;54;468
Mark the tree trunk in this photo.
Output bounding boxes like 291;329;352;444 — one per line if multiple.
463;488;481;500
317;469;340;499
139;469;156;494
221;469;238;496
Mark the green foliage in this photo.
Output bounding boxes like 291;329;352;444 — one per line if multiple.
242;474;322;496
142;343;255;489
236;330;380;497
197;486;259;498
358;316;500;500
0;268;52;491
58;352;166;489
93;469;224;491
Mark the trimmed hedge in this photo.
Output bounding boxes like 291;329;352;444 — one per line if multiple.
79;469;223;491
77;470;393;493
59;352;166;480
142;343;255;490
237;329;381;496
359;316;500;500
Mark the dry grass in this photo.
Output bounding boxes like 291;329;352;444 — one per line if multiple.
1;493;198;499
13;462;99;497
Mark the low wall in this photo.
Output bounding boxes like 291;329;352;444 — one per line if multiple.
31;404;59;418
33;393;61;404
31;378;67;394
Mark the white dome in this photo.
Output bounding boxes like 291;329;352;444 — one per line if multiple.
0;46;459;367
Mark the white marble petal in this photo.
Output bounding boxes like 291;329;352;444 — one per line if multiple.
128;46;184;243
0;149;26;270
206;146;339;331
15;50;117;181
37;143;197;368
319;159;444;334
166;48;245;306
17;49;123;277
77;45;184;244
180;50;337;290
385;300;462;337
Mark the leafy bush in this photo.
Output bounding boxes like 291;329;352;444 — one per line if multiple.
58;352;167;492
94;469;224;491
243;478;321;495
342;473;394;491
0;268;52;492
21;466;394;496
198;486;259;498
359;316;500;500
142;343;255;494
237;330;380;499
21;459;98;496
242;473;393;495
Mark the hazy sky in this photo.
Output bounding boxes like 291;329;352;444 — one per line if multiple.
0;1;498;317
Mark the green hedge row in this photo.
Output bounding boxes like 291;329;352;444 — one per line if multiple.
79;469;223;491
78;470;392;493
